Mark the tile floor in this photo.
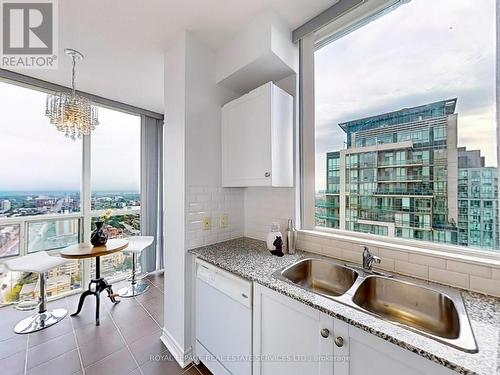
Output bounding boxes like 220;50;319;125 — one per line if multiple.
0;273;211;375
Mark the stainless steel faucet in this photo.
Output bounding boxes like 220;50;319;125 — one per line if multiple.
361;245;381;271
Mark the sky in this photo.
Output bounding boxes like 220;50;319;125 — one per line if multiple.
0;81;140;191
315;0;497;191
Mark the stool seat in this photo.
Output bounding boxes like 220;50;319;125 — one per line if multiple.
1;251;70;334
123;236;154;254
4;251;70;273
118;236;154;298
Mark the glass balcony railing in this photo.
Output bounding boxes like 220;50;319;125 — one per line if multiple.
315;201;340;209
377;175;424;182
377;159;424;167
0;214;83;306
315;213;340;221
374;189;434;196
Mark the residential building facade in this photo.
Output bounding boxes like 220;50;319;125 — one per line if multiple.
457;147;499;249
317;99;460;245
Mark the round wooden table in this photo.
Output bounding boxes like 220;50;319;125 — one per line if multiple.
61;239;129;325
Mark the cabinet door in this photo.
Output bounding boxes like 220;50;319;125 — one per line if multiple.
339;324;455;375
253;284;334;375
222;85;272;187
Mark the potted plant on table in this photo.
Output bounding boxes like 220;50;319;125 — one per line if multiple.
90;209;112;247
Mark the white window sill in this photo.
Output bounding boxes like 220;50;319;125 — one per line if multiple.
298;228;500;269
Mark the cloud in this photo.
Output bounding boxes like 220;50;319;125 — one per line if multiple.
314;0;496;190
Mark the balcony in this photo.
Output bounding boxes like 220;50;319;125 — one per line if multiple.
374;189;434;197
377;159;424;167
315;201;340;209
377;175;424;182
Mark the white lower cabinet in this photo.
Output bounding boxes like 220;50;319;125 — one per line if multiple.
253;284;455;375
253;284;334;375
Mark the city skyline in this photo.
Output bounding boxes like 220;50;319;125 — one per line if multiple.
315;0;496;191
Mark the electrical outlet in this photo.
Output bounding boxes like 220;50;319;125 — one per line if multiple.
219;213;228;228
203;216;212;230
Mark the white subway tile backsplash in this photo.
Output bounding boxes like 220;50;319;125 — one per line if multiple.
408;253;446;269
186;185;245;249
243;187;295;241
394;260;428;280
429;267;469;289
492;268;500;280
469;276;500;297
378;248;409;262
446;260;492;278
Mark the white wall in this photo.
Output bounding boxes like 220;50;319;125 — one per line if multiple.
163;31;187;361
162;30;245;366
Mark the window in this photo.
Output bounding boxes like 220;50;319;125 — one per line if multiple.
0;79;145;305
91;107;141;211
310;0;498;252
0;82;82;216
90;108;141;279
90;213;140;280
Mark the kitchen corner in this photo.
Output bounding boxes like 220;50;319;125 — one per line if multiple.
190;237;500;375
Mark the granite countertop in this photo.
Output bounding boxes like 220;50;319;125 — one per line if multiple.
189;237;500;375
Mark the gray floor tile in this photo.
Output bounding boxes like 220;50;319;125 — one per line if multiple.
28;316;73;348
0;349;26;375
79;329;125;368
140;355;184;375
119;315;160;344
128;329;166;365
0;334;27;360
27;331;76;369
85;347;137;375
26;348;82;375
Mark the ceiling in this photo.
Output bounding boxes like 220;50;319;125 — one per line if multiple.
6;0;334;113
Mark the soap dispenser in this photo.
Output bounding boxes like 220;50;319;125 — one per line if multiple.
266;222;282;251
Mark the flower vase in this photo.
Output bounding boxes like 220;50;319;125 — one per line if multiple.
90;221;108;247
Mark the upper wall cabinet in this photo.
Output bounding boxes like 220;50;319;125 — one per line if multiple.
222;82;293;187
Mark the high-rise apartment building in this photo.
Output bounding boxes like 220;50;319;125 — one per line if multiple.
0;199;11;212
457;147;499;249
317;99;460;245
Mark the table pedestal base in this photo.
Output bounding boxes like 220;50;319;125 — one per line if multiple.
71;278;119;325
70;256;120;325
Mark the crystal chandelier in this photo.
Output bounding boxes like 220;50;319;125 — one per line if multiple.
45;49;99;140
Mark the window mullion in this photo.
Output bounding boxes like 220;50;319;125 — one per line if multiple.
82;134;92;287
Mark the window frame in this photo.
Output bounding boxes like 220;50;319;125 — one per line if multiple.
0;79;142;304
299;0;500;263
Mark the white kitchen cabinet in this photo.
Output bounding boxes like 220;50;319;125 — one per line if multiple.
254;284;455;375
221;81;293;187
335;321;455;375
253;284;334;375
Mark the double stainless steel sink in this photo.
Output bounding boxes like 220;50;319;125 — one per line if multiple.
273;256;478;352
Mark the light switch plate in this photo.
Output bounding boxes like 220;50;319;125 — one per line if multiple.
203;216;211;230
220;213;228;228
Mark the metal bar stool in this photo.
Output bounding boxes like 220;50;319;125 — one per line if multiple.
118;236;154;297
3;251;71;334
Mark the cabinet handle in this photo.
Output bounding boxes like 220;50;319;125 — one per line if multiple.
320;328;330;338
264;172;271;177
334;336;344;347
